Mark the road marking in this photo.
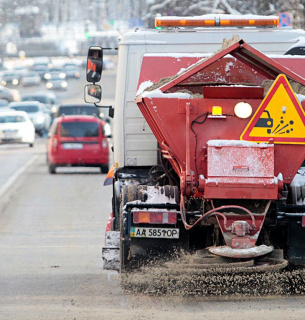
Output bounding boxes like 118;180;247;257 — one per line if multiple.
0;154;39;198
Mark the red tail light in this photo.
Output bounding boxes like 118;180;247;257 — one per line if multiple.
52;136;58;153
102;138;108;148
133;210;177;224
52;137;58;148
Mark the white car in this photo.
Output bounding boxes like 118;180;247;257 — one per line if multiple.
46;75;68;91
0;110;35;147
9;101;51;137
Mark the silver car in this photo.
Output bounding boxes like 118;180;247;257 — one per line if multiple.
9;101;51;137
0;85;21;103
21;71;41;87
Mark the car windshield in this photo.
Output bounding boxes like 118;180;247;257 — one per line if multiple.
0;115;26;123
0;100;8;107
65;66;78;70
33;65;47;71
60;122;99;137
3;72;14;77
22;96;49;104
11;105;39;112
58;106;99;117
25;72;38;77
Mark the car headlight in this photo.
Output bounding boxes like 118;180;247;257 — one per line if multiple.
36;115;44;123
61;82;68;88
12;91;21;101
234;102;252;119
46;82;53;89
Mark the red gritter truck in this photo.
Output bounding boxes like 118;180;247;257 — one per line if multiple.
85;15;305;275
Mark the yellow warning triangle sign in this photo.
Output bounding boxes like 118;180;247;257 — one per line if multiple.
241;74;305;144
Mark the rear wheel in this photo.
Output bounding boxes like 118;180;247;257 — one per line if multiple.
48;163;56;174
120;185;138;272
120;201;130;273
113;181;121;230
29;143;34;147
100;164;109;174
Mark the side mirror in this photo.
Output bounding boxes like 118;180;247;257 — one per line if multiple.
84;84;102;103
109;107;114;118
86;46;103;83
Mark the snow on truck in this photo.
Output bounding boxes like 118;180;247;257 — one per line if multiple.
85;15;305;277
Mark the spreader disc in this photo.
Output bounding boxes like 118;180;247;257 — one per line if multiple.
208;245;274;259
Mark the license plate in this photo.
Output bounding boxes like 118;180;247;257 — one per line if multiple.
130;227;179;239
3;134;18;140
4;132;17;138
63;143;83;149
2;137;18;141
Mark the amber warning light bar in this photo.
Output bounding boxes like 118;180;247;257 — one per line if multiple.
155;16;279;28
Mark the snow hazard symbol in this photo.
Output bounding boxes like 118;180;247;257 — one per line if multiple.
241;74;305;144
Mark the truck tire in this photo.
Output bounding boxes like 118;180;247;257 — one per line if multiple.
113;181;121;231
100;164;109;174
119;201;130;272
119;185;138;272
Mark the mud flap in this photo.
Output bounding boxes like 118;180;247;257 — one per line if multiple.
102;231;120;271
103;164;114;186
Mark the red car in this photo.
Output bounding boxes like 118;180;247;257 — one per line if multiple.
47;115;110;174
